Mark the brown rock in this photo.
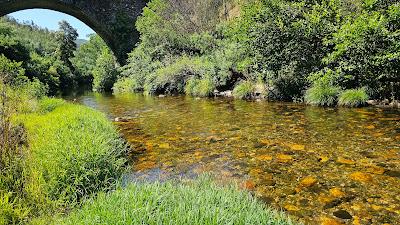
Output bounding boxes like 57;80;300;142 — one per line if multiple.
284;204;300;211
337;157;356;165
277;154;293;162
329;187;345;198
320;217;344;225
349;172;373;183
242;180;256;190
299;177;318;188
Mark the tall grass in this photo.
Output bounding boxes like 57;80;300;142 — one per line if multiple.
54;176;298;225
17;102;128;208
338;88;369;107
305;84;340;106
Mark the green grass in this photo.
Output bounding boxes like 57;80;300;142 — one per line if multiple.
54;176;297;225
2;99;128;223
338;88;369;107
305;84;340;106
233;81;255;99
17;101;127;206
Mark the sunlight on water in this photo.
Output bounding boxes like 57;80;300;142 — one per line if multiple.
71;92;400;224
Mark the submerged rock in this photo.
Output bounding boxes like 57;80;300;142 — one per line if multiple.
299;177;318;188
114;117;133;122
333;210;352;220
385;170;400;178
349;172;373;183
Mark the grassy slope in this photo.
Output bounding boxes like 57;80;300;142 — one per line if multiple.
54;177;297;225
10;99;127;221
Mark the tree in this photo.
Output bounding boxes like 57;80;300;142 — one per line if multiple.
55;20;78;71
92;48;119;92
71;34;107;84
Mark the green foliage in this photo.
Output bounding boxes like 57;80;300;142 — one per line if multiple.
112;77;142;94
37;98;65;113
0;17;82;95
338;88;369;107
1;80;127;222
118;0;399;103
305;84;340;106
54;176;296;225
17;102;127;206
144;56;213;95
185;77;215;97
233;81;255;99
92;48;119;92
323;2;400;99
71;35;107;84
0;193;30;225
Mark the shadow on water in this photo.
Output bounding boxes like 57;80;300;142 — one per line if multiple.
68;92;400;225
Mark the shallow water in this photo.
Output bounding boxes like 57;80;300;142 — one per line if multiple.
71;92;400;224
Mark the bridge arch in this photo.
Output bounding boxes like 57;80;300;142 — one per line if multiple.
0;0;147;64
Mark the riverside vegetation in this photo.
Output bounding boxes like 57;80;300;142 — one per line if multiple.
108;0;399;107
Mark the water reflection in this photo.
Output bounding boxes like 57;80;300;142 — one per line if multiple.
72;93;400;225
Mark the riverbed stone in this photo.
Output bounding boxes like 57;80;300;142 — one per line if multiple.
333;210;353;220
349;172;373;183
337;157;356;165
299;177;318;188
329;188;346;198
320;217;344;225
277;154;293;162
385;170;400;178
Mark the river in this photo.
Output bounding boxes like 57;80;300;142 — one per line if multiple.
68;92;400;225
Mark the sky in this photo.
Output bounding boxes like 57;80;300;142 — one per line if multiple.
9;9;95;39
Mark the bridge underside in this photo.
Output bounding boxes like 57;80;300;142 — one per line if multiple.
0;0;147;64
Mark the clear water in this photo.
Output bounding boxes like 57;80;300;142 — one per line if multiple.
70;92;400;224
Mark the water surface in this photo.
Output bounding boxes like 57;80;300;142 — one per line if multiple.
71;93;400;224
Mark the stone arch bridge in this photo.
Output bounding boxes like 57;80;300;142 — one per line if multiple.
0;0;148;63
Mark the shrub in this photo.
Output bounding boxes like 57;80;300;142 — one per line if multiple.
144;56;215;95
233;81;255;99
112;77;142;94
305;84;340;106
338;88;369;107
185;77;215;97
54;176;296;225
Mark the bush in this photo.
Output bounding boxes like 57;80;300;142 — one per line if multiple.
305;84;340;106
338;88;369;107
16;103;127;209
144;56;215;95
54;176;296;225
112;77;142;94
185;77;215;97
92;48;119;92
233;81;255;99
